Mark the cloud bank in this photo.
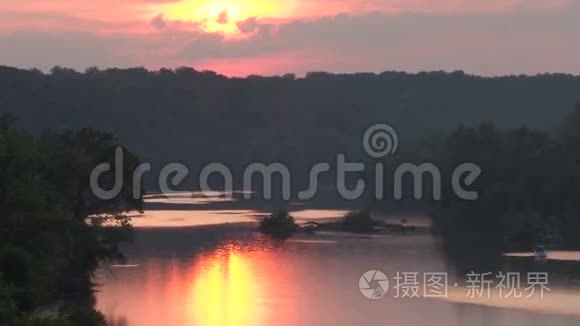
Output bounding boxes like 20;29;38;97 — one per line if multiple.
1;0;579;76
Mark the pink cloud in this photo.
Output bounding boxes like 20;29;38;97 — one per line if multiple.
289;0;574;18
1;1;580;76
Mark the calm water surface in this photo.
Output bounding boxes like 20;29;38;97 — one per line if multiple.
95;211;580;326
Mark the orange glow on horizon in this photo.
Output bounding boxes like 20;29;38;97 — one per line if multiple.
158;0;295;35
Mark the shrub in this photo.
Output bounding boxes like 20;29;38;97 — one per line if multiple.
342;210;376;233
258;210;298;238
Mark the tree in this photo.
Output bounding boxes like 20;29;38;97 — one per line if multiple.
342;210;376;233
259;210;298;238
0;121;141;324
433;105;580;250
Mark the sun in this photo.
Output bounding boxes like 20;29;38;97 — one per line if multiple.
158;0;290;35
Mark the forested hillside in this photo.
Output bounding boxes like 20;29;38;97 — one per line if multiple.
2;66;579;189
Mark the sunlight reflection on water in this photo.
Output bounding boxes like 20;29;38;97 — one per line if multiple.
504;251;580;262
96;224;580;326
127;209;350;228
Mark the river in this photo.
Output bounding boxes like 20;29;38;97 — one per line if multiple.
94;209;580;326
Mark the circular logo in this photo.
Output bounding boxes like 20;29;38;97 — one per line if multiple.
363;124;398;158
359;269;389;299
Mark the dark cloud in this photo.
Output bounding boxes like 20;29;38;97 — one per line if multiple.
151;14;167;30
0;32;132;71
2;8;580;76
178;10;580;75
237;17;260;34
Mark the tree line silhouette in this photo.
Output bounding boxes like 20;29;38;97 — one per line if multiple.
1;66;580;323
0;116;142;325
2;66;580;190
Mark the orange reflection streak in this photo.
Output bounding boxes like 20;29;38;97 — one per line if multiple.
96;243;296;326
227;254;255;324
189;246;262;325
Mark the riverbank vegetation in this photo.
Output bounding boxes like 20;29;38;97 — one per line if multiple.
258;210;298;238
432;104;580;251
3;66;580;191
341;210;378;233
0;115;142;325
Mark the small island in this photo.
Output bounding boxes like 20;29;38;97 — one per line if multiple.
259;209;419;238
258;210;299;238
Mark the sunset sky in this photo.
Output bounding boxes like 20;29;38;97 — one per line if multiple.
1;0;579;76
